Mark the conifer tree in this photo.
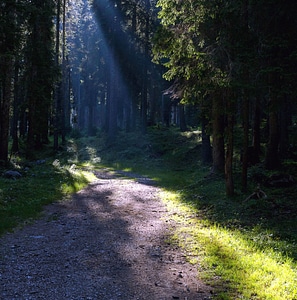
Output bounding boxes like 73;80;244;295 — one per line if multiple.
0;0;19;165
26;0;56;155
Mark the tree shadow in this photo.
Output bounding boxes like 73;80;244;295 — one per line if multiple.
0;176;212;299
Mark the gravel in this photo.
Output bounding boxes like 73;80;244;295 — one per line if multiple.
0;172;213;299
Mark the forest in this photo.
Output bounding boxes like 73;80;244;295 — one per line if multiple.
1;0;297;195
1;0;297;298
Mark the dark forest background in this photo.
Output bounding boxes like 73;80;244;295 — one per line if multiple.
1;0;297;196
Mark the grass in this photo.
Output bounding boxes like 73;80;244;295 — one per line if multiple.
161;189;297;299
1;127;297;299
0;156;96;235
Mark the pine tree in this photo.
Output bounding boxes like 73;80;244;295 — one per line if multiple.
26;0;56;155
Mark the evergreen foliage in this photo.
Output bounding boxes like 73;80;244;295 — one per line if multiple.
0;0;297;192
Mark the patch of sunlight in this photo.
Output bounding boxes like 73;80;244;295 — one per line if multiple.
160;189;297;299
180;130;201;139
79;170;97;182
53;160;96;194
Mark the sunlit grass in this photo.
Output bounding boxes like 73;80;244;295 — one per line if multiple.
160;190;297;299
0;159;96;236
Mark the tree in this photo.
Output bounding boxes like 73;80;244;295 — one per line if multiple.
26;0;56;155
153;0;297;195
0;0;19;165
250;0;297;169
153;0;236;191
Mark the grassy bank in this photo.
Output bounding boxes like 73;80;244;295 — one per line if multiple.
0;157;96;235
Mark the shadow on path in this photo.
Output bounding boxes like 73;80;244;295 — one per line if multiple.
0;176;212;299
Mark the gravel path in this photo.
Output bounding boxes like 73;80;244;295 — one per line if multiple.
0;171;212;299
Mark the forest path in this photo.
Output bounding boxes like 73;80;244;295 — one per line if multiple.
0;171;212;300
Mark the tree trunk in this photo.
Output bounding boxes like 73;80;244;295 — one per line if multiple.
11;61;20;153
225;100;234;197
141;0;151;135
201;116;212;165
108;55;118;141
61;0;67;143
179;104;187;132
211;94;225;173
252;97;261;164
0;58;14;165
279;95;291;159
241;92;249;192
265;95;280;170
54;0;61;151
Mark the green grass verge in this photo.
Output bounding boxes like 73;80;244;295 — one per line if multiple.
161;190;297;299
0;158;96;235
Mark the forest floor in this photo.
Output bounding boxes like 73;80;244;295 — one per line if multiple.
0;169;213;300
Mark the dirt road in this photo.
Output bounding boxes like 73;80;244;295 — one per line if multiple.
0;171;212;299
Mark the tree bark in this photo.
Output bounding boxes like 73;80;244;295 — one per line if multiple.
141;4;150;135
265;95;280;170
225;103;234;196
211;94;225;173
107;54;118;142
179;104;187;132
201;116;212;165
279;95;291;159
0;58;14;165
11;61;20;153
241;92;249;192
252;97;261;164
54;0;61;151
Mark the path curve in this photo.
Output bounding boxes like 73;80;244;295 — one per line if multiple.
0;171;212;299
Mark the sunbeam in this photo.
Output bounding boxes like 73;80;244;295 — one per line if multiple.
66;0;163;137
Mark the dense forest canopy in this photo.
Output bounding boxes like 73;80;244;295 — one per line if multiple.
1;0;297;195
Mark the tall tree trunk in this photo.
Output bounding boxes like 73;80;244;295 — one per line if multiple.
0;0;17;164
211;94;225;173
11;61;20;153
61;0;67;143
225;90;235;197
241;92;249;192
265;94;280;169
241;0;250;192
54;0;61;151
108;55;118;141
225;97;234;196
26;63;38;155
252;97;261;164
201;115;212;165
179;104;187;132
0;58;14;165
26;0;54;154
279;95;291;159
141;0;150;134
